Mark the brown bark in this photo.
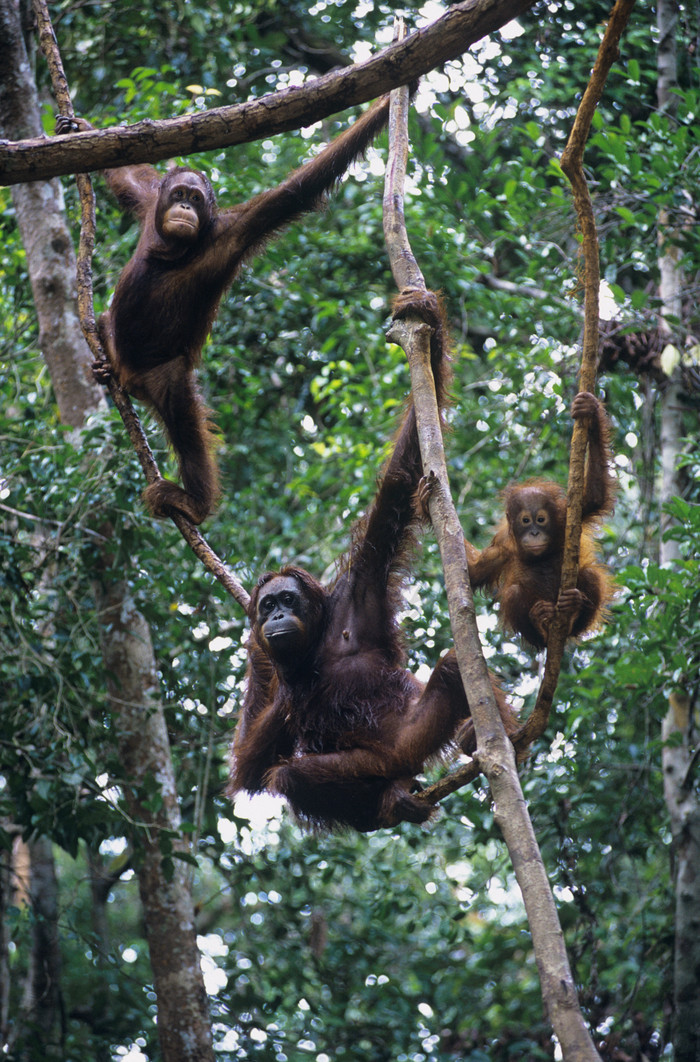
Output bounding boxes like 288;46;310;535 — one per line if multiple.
0;836;10;1043
0;0;537;184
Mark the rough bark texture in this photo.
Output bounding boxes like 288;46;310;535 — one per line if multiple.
0;1;214;1057
662;695;700;1062
656;2;700;1058
0;0;103;427
96;581;214;1062
0;0;537;183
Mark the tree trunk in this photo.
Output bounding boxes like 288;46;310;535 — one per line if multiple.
0;0;102;428
96;578;214;1061
76;847;119;1061
656;2;700;1058
15;837;64;1060
0;2;215;1057
0;833;10;1044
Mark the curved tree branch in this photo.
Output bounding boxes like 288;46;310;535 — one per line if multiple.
515;0;635;751
2;0;537;185
32;0;250;612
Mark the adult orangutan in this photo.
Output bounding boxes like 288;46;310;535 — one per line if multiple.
228;290;520;832
58;98;392;522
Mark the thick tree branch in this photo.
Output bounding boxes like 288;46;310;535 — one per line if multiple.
32;0;251;612
1;0;536;185
515;0;635;751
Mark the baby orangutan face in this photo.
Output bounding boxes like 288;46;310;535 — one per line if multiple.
508;490;556;559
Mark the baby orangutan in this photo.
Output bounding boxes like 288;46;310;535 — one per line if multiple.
465;392;615;649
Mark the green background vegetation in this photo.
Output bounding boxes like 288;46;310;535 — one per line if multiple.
2;1;699;1058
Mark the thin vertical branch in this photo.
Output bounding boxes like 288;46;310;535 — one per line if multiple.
516;0;636;750
383;21;505;757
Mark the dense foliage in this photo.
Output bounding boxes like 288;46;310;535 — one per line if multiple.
2;1;699;1059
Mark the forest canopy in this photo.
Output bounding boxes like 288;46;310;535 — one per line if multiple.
1;1;699;1061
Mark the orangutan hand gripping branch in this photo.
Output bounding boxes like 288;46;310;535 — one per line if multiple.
58;99;392;523
227;291;520;832
466;392;616;649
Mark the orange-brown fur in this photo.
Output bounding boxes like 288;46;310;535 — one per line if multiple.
466;392;615;649
228;291;519;832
